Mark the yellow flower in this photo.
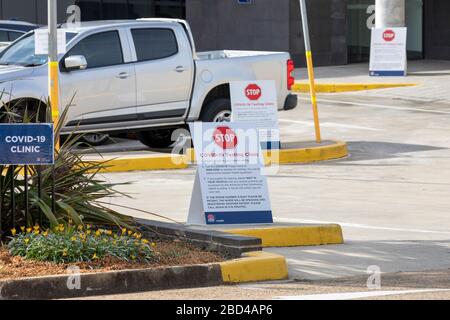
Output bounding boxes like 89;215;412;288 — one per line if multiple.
95;230;101;237
43;231;49;237
128;230;133;236
63;250;68;257
142;239;149;244
135;233;142;240
26;227;32;233
33;230;40;235
86;224;91;229
131;255;136;260
10;228;16;236
33;225;40;231
151;243;157;248
24;238;30;244
106;230;112;236
86;230;91;235
71;236;77;241
77;225;83;231
92;253;98;260
20;226;25;232
113;234;118;239
121;228;127;234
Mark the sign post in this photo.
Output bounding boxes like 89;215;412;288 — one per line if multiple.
299;0;321;143
48;0;60;148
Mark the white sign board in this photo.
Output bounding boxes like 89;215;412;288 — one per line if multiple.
187;122;273;225
230;80;280;149
370;27;407;76
35;29;67;55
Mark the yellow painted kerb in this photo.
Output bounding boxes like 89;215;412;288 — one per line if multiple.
226;224;344;248
187;141;348;165
220;251;288;283
264;141;348;165
92;154;189;173
293;82;416;93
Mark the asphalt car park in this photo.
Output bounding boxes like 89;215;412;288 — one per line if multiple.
90;89;448;286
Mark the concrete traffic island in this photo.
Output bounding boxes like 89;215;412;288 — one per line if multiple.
83;140;348;173
84;152;189;172
187;223;344;248
293;82;416;93
187;140;348;166
0;251;287;300
0;217;291;300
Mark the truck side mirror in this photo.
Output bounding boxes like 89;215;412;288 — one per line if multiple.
64;55;87;71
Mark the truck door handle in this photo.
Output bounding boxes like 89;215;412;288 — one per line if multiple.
117;72;131;79
175;66;186;73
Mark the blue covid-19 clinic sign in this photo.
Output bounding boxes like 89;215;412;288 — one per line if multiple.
0;124;54;165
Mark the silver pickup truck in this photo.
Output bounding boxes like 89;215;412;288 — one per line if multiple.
0;19;297;147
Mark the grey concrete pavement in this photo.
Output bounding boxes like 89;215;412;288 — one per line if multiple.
76;269;450;300
98;90;450;284
294;60;450;103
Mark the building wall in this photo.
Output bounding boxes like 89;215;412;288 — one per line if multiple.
424;0;450;60
289;0;347;67
186;0;290;52
0;0;76;24
186;0;347;67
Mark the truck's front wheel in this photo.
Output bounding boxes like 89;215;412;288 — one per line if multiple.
200;98;232;123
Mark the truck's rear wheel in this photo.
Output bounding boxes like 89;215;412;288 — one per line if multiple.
200;98;232;123
137;129;175;149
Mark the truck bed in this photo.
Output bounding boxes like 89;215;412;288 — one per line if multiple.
196;50;286;61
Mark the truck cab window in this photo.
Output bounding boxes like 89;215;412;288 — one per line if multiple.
67;31;123;69
131;28;178;61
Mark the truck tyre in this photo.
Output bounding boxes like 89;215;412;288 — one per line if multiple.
80;133;110;146
200;98;232;123
137;129;175;149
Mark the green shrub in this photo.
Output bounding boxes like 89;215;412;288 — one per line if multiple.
8;224;157;264
0;99;136;235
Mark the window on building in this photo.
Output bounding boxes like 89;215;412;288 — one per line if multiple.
67;31;123;69
131;28;178;61
102;0;129;19
75;0;185;20
75;0;103;21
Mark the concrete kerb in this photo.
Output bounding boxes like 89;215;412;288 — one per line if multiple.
293;82;416;93
187;140;349;165
86;140;348;173
0;219;344;299
0;252;287;300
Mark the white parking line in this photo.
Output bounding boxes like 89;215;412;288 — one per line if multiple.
297;96;450;114
278;119;382;131
275;289;450;300
276;218;450;235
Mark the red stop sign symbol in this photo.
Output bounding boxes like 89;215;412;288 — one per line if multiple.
245;84;262;101
383;29;396;42
213;126;238;150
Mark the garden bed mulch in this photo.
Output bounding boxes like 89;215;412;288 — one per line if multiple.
0;241;224;281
